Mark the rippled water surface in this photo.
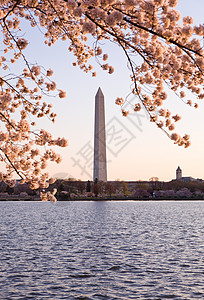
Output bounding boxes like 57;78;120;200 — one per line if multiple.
0;201;204;299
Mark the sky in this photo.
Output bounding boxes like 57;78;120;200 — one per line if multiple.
4;0;204;182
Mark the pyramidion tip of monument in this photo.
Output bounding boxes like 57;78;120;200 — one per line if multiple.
96;87;104;96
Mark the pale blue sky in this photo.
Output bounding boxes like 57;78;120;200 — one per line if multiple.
4;0;204;181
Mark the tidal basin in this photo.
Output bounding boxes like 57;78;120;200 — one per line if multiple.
0;201;204;299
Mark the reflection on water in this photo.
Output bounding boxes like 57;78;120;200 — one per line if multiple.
0;201;204;299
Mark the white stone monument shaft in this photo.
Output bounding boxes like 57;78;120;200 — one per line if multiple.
93;88;107;182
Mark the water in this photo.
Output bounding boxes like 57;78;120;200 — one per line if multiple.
0;201;204;300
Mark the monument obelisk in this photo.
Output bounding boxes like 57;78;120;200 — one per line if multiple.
93;88;107;182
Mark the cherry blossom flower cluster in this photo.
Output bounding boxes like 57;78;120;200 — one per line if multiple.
0;0;204;198
40;188;57;203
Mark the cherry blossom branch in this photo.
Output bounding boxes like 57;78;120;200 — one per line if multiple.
113;7;203;57
0;147;24;180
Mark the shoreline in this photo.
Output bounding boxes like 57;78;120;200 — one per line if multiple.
0;197;204;201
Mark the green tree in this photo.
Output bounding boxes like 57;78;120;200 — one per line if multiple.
86;180;91;193
93;178;99;197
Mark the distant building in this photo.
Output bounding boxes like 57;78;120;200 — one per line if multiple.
176;166;203;182
180;176;197;182
176;166;182;180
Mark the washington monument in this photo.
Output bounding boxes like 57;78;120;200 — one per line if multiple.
93;88;107;182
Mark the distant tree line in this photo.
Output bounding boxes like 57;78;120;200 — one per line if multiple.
1;179;204;199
